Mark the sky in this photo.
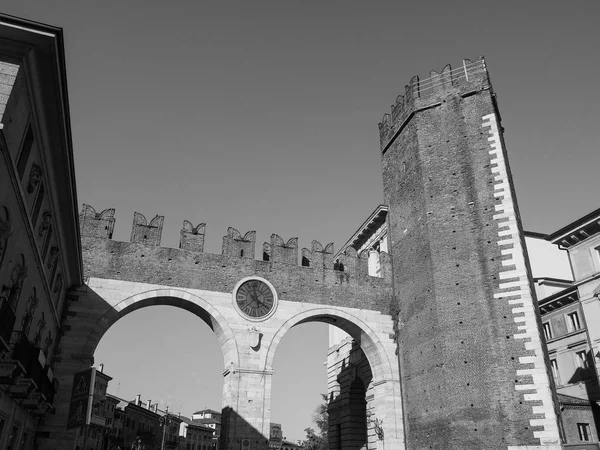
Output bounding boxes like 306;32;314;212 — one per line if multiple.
3;0;600;442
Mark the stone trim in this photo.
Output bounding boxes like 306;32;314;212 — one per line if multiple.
483;113;561;447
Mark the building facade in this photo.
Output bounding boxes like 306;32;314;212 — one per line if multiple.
0;13;81;450
181;416;215;450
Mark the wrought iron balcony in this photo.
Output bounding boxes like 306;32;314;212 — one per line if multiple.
12;332;44;388
0;298;16;351
90;414;106;426
0;332;57;407
39;366;59;404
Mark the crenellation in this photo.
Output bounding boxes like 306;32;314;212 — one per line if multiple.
77;206;386;279
130;212;164;246
334;246;366;275
180;220;205;252
309;240;334;270
222;227;256;259
379;56;490;152
79;236;392;313
267;234;298;265
262;241;271;261
79;204;115;239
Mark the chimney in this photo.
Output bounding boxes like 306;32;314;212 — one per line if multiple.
99;363;104;373
153;404;158;413
147;399;151;410
135;394;141;406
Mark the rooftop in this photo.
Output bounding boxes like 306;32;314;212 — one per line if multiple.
335;204;388;258
545;206;600;247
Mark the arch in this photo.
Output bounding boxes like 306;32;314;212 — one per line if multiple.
264;307;403;446
81;288;240;368
264;307;393;383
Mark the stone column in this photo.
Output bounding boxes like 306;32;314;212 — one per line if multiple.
221;364;272;450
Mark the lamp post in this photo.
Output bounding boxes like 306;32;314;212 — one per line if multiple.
159;412;172;450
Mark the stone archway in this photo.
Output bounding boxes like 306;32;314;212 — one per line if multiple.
262;307;404;450
83;287;240;367
43;283;240;450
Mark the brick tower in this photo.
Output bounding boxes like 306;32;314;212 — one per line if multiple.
380;57;562;449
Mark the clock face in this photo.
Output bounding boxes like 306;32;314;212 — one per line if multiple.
235;279;275;319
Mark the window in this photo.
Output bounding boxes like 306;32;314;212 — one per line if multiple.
567;312;581;332
542;322;552;340
550;359;561;385
576;350;589;370
16;124;34;180
578;423;591;441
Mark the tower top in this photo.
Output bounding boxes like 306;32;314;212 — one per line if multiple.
378;56;491;153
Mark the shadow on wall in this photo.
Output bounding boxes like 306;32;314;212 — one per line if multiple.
220;407;270;450
327;340;372;450
565;364;600;444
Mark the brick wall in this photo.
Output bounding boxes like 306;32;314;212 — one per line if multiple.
79;215;393;313
381;58;561;448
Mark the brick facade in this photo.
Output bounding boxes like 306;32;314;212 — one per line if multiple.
380;58;561;448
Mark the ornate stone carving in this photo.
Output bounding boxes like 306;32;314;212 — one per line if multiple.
47;247;58;271
27;163;42;193
1;257;28;309
38;212;51;237
21;287;40;338
53;273;63;294
248;325;260;348
43;331;53;358
33;312;46;347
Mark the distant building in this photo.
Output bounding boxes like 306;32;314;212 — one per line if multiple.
180;415;215;450
121;395;162;449
269;422;283;449
191;409;221;447
280;440;303;450
72;366;113;450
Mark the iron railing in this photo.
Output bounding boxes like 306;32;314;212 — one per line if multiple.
0;298;16;350
0;331;58;404
412;59;487;98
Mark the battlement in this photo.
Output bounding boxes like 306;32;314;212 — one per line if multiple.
378;56;490;152
130;212;164;246
79;205;391;279
79;204;115;239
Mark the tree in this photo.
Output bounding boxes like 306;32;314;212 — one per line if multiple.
302;398;329;450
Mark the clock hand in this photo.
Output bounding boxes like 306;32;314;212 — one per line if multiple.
251;285;262;306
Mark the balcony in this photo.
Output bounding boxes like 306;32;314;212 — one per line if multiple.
39;366;59;404
0;298;16;351
90;414;106;427
164;438;179;449
0;332;58;407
